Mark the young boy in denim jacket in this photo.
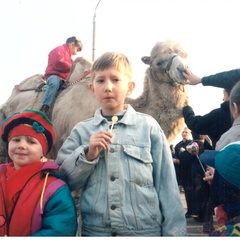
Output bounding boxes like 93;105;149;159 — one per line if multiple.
56;52;187;236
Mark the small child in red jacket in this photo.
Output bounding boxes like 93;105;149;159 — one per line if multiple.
0;109;77;236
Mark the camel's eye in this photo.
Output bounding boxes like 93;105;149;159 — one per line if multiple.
156;61;162;67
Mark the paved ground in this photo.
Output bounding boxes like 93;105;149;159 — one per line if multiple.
180;191;217;237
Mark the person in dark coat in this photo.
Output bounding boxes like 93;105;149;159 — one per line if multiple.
178;137;212;221
182;68;240;232
183;67;240;90
182;68;240;148
200;142;240;236
173;127;192;189
174;127;192;159
183;88;232;149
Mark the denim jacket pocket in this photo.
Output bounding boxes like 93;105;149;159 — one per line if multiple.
121;145;160;227
122;144;153;186
122;144;153;163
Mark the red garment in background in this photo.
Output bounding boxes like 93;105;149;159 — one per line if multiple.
44;44;73;81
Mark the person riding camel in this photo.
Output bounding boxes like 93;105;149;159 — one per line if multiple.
40;36;83;116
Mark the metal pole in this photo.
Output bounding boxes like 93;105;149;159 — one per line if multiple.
92;0;102;62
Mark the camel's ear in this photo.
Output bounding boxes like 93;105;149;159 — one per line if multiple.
141;56;150;65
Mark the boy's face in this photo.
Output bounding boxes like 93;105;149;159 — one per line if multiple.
8;135;43;170
89;67;135;115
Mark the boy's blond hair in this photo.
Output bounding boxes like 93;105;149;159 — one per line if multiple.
91;52;132;81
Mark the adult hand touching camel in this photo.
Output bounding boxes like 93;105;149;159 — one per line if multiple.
183;67;202;85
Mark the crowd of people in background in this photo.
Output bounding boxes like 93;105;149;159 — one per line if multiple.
171;67;240;236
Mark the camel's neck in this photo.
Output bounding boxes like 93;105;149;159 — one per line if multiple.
126;68;162;108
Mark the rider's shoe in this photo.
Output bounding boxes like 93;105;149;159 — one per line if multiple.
40;105;50;117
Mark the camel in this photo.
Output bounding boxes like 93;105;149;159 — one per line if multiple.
0;39;188;164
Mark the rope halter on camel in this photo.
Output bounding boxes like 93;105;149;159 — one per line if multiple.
14;69;91;92
65;69;91;87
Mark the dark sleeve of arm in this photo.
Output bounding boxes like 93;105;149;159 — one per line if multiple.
31;185;78;236
182;105;218;135
202;68;240;90
174;144;181;159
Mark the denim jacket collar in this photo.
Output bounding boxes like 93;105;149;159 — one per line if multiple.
92;104;136;127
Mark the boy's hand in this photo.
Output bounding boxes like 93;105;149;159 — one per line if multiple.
86;131;112;161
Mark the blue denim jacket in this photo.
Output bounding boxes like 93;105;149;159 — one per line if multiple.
56;105;187;236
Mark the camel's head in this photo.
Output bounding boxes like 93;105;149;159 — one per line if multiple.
141;40;188;85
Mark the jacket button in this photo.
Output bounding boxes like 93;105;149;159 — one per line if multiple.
111;205;116;210
110;176;115;181
110;148;115;153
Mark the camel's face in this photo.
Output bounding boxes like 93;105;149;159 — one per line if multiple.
141;40;188;85
167;54;187;85
141;52;187;85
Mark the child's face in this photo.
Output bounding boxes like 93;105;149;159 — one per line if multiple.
89;67;135;115
8;135;43;170
223;89;229;102
68;42;81;55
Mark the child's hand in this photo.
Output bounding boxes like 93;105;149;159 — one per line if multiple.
173;158;180;164
203;166;215;185
86;131;112;161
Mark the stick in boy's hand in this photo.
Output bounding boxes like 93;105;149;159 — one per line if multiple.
109;116;118;133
